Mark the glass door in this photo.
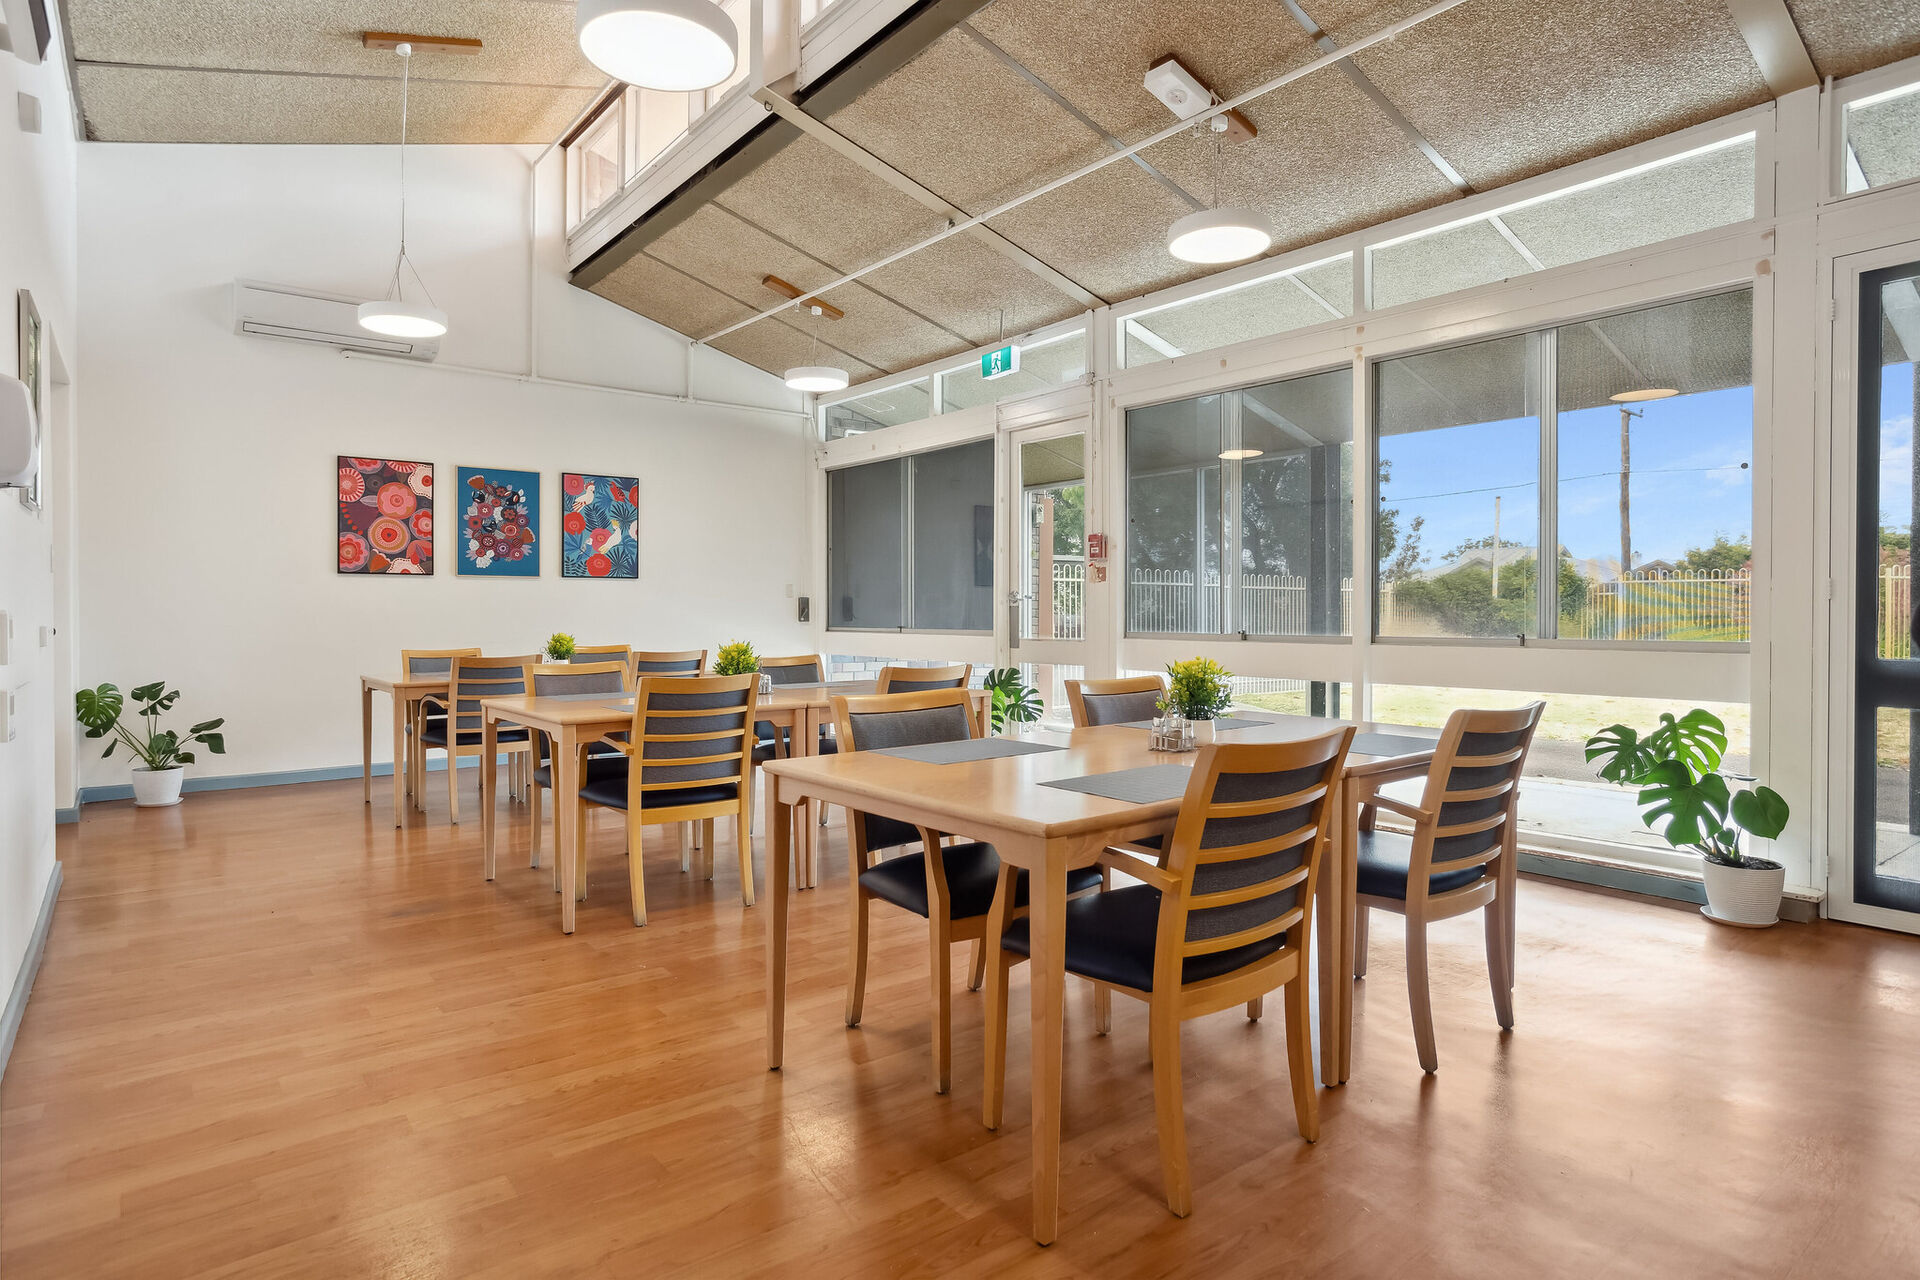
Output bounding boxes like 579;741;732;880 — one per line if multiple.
1003;421;1090;722
1852;259;1920;920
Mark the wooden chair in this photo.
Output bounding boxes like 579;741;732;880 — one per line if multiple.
400;648;480;808
417;655;538;824
631;649;707;678
1352;702;1544;1073
984;729;1354;1216
1065;674;1168;727
875;662;971;693
521;660;631;881
570;644;632;667
575;674;760;925
756;653;839;836
832;688;1105;1094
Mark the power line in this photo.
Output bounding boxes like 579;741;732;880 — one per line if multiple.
1384;461;1749;505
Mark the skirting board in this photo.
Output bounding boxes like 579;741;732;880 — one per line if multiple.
0;861;62;1083
1519;849;1822;923
75;754;494;806
55;807;79;825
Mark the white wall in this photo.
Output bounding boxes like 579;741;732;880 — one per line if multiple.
1;18;78;1005
75;142;814;790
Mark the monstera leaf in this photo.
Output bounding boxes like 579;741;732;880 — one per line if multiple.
1584;723;1657;784
1644;709;1727;779
1730;785;1789;841
74;684;125;738
1636;760;1731;849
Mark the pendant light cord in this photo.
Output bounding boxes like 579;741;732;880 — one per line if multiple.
385;45;438;308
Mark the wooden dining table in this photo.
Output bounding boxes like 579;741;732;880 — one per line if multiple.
474;680;991;932
759;713;1437;1244
359;672;449;827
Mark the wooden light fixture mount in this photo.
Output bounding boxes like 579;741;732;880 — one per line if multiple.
763;274;843;321
362;32;483;56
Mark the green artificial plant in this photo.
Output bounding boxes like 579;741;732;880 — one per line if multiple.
983;667;1041;734
1165;657;1233;721
544;632;576;662
1583;709;1788;868
75;682;226;771
714;640;760;676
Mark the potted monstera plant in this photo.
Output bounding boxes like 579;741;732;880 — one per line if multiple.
983;667;1042;735
75;681;226;808
1584;709;1790;926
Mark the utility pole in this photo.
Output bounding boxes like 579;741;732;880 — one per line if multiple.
1620;404;1641;578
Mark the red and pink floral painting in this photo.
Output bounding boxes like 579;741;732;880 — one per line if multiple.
338;457;434;575
560;472;638;579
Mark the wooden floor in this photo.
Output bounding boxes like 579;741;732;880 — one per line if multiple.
5;778;1920;1278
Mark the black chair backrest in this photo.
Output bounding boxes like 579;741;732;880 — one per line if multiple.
448;656;533;738
632;675;756;802
1416;703;1545;872
1070;676;1168;727
836;690;978;851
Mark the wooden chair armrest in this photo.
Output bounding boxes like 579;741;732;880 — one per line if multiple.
417;694;449;714
595;736;636;756
1098;847;1179;891
1367;793;1435;825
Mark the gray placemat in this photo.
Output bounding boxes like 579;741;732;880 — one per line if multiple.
1040;763;1193;804
874;738;1062;764
1352;731;1440;757
1115;715;1263;732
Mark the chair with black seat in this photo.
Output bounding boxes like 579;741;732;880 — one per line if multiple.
400;648;480;809
521;660;630;881
574;673;759;925
754;652;835;760
875;662;971;693
1065;674;1168;727
1352;702;1543;1074
984;728;1353;1217
417;655;537;824
631;648;707;679
831;688;1107;1095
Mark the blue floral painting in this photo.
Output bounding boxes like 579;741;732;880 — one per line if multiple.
457;466;539;577
561;472;638;579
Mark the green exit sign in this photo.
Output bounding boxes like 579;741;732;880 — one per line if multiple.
981;344;1021;381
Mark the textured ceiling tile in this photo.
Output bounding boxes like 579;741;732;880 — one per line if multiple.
709;319;884;383
966;0;1319;141
75;65;595;143
587;254;755;341
820;27;1107;213
68;0;604;86
1141;72;1459;257
1783;0;1920;79
857;235;1088;347
712;135;951;275
1326;0;1773;189
988;159;1211;303
1498;141;1756;269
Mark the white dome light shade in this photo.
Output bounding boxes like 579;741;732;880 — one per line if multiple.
784;365;849;393
1609;387;1680;403
1217;448;1264;460
358;300;449;339
577;0;738;92
1167;207;1273;264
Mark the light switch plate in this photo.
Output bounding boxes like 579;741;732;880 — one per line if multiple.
0;610;11;665
0;688;11;741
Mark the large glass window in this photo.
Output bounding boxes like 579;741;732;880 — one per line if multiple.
1119;255;1354;368
823;379;933;440
1375;334;1543;638
828;441;993;632
938;331;1087;413
1373;290;1753;643
1844;80;1920;194
1126;368;1353;636
1555;292;1754;641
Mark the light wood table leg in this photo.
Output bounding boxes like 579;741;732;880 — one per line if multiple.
390;693;408;828
557;724;580;934
481;716;499;880
794;708;817;890
766;790;793;1070
1027;851;1067;1246
361;682;373;804
1336;781;1360;1083
1318;776;1348;1086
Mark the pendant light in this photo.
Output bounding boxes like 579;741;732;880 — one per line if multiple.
1608;387;1679;403
1168;122;1272;265
360;44;448;339
576;0;738;92
784;305;849;393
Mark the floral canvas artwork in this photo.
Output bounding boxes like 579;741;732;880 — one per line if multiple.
337;457;434;575
560;472;638;579
456;466;539;577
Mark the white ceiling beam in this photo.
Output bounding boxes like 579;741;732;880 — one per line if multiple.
1724;0;1820;96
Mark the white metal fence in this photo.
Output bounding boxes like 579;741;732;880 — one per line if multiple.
1883;565;1911;658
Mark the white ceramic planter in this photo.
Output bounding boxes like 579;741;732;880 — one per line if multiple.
1193;718;1217;745
1700;856;1785;927
131;766;185;808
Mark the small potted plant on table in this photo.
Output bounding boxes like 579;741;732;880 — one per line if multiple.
714;640;762;689
544;633;576;663
1584;709;1790;926
74;681;227;808
1166;657;1233;743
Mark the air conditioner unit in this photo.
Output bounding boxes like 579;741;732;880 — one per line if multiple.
231;280;441;361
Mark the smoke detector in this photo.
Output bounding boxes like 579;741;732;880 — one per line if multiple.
1144;55;1257;141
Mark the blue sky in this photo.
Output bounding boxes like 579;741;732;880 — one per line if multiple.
1380;385;1758;571
1877;362;1919;534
